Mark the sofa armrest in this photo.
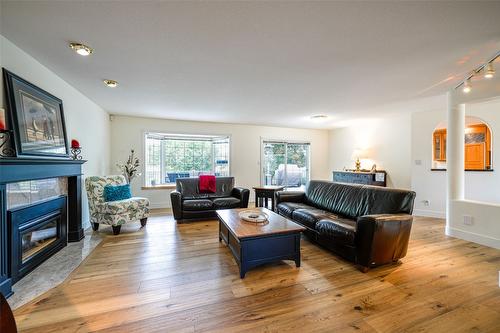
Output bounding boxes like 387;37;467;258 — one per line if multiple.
355;214;413;268
275;191;306;205
170;191;183;220
232;187;250;208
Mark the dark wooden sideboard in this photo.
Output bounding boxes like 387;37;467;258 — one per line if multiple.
332;170;387;187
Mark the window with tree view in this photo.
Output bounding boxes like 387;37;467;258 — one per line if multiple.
144;133;230;186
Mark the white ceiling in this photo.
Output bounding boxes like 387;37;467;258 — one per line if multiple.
1;1;500;129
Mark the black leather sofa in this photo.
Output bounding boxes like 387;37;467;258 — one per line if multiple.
276;180;416;270
171;177;249;222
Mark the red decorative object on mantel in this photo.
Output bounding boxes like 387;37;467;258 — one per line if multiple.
71;139;81;149
0;120;5;131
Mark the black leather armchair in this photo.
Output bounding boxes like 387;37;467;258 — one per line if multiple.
276;181;416;271
170;177;249;222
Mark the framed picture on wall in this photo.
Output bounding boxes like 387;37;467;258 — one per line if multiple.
3;68;69;158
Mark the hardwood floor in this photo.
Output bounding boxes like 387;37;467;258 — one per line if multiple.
13;214;500;332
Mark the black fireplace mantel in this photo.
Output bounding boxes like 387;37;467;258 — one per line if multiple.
0;158;86;297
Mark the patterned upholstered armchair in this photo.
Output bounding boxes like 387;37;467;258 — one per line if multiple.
85;175;150;235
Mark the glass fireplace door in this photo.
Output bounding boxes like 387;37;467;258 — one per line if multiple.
20;217;58;263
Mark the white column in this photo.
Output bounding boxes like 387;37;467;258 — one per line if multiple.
446;91;465;235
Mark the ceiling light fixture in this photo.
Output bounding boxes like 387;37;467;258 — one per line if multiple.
454;51;499;92
69;42;93;56
484;62;495;79
103;79;118;88
310;114;328;121
462;79;471;93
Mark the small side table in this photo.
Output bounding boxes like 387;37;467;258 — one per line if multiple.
253;186;285;212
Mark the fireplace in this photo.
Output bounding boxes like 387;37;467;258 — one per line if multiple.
0;158;86;297
6;177;68;283
8;196;67;283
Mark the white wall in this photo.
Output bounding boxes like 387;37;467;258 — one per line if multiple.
110;115;330;208
0;35;111;228
328;112;412;189
411;98;500;218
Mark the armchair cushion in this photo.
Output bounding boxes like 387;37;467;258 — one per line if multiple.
95;197;149;214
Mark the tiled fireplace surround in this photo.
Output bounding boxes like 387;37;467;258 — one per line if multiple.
0;158;86;298
7;178;68;284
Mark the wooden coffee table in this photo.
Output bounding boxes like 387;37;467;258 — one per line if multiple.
216;207;306;278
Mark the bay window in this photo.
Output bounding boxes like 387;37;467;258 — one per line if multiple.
144;133;230;186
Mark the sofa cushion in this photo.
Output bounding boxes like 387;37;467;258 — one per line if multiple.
316;218;357;245
292;208;336;230
183;199;213;211
212;197;240;209
277;202;314;218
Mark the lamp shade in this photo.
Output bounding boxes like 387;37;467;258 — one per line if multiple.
351;148;367;161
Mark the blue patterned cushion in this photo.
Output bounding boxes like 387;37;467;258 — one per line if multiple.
103;184;132;202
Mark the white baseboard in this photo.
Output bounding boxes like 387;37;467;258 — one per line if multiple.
447;227;500;250
413;209;446;219
149;202;170;209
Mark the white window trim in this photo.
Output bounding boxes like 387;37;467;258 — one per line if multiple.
260;137;311;188
142;130;232;187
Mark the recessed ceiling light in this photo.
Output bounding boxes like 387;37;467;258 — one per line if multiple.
310;114;328;121
103;79;118;88
484;63;495;79
69;42;93;56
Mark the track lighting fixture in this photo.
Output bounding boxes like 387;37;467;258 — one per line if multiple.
462;79;471;93
484;63;495;79
454;51;499;93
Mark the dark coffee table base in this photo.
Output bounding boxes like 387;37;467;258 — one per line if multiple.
218;218;301;278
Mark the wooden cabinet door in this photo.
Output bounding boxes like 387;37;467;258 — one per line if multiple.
465;143;485;170
433;133;443;161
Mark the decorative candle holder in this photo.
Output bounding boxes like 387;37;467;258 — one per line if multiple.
70;147;82;160
70;139;82;160
0;129;16;158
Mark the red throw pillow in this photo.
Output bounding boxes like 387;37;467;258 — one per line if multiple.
199;175;216;193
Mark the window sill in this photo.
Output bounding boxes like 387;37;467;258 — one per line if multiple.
141;184;176;190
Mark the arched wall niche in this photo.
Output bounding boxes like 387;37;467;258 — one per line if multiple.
432;116;492;170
